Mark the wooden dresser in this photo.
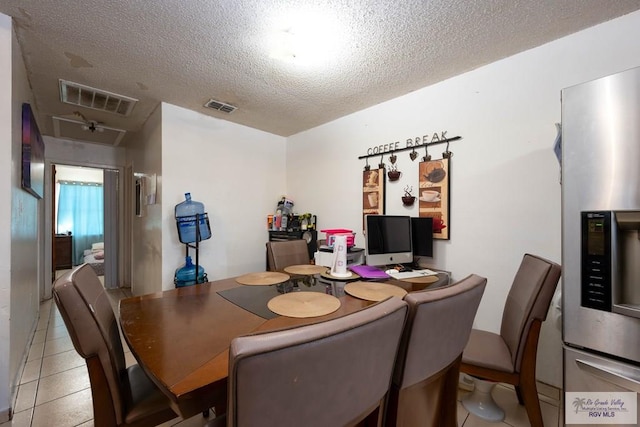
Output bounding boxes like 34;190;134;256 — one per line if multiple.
54;234;73;270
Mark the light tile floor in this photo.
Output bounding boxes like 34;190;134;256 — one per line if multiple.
457;379;562;426
3;281;562;427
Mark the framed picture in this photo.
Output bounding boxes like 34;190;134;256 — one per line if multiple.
418;158;450;240
21;104;45;199
362;168;385;231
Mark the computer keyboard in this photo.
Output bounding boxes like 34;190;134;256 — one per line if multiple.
388;269;438;279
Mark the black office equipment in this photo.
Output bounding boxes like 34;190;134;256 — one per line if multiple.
411;217;434;258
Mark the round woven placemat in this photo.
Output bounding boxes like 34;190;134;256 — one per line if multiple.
283;265;328;275
320;270;360;281
235;271;290;286
344;281;408;302
398;275;439;284
267;292;341;318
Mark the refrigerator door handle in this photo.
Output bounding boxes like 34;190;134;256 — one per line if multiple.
576;359;640;393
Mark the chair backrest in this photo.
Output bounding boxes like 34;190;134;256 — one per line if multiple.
52;264;128;424
500;253;561;372
227;297;408;427
393;274;487;390
266;239;310;271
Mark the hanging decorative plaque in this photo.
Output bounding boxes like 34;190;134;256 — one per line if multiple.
418;158;450;240
362;168;385;232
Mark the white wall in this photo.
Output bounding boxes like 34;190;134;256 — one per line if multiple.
0;13;12;420
45;137;127;167
9;19;40;420
0;13;41;419
128;105;163;296
160;103;286;290
55;165;105;183
286;11;640;387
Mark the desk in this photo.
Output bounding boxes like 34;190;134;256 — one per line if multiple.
118;272;448;418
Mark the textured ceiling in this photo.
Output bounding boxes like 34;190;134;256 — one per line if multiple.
2;1;640;144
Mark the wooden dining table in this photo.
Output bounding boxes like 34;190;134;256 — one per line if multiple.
118;271;449;418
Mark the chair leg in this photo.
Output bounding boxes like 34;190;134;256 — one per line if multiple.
514;385;524;405
519;377;543;427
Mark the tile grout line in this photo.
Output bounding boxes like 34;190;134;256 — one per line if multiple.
30;299;62;425
42;299;95;427
18;301;53;427
27;301;59;426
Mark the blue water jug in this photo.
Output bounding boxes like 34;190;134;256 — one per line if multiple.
175;193;211;243
174;256;207;287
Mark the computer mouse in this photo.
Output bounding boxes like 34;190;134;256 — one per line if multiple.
385;269;397;274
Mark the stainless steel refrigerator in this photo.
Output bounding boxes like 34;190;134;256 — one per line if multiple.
562;66;640;425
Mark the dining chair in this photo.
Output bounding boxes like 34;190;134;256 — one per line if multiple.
52;264;179;427
208;297;408;427
460;253;561;426
266;239;310;270
384;274;487;427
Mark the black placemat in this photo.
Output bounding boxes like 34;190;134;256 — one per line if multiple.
217;279;330;319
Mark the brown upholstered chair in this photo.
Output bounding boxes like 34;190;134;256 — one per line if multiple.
209;297;408;427
385;274;487;427
52;264;178;427
266;239;310;270
460;253;561;426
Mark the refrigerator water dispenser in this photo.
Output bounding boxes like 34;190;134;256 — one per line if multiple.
612;211;640;318
582;210;640;319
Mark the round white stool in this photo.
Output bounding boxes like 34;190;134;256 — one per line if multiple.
461;378;505;422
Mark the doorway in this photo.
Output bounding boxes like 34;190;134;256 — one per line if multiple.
51;164;120;289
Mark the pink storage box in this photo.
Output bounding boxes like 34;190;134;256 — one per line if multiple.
321;229;356;247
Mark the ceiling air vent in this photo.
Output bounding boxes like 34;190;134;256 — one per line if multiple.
59;79;138;116
204;99;237;114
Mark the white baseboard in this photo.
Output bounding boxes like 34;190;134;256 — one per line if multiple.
0;407;11;423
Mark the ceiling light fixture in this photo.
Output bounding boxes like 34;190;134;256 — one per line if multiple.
268;9;342;67
52;116;127;145
81;121;104;133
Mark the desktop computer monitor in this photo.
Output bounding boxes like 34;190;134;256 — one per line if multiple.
411;217;434;258
364;215;413;266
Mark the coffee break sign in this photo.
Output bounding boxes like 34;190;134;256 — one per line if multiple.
366;131;449;156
